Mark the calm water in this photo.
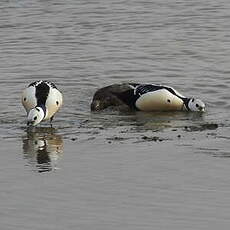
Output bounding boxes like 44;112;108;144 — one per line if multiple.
1;0;230;229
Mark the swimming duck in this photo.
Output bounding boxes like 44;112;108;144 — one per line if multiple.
21;80;63;126
91;83;205;112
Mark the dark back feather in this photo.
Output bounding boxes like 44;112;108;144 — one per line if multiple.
35;82;50;106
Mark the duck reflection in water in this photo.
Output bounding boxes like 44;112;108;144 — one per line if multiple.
22;127;63;173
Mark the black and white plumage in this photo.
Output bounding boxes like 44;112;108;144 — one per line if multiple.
21;80;63;126
91;83;205;112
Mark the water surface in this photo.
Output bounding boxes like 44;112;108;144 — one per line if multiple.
1;0;230;229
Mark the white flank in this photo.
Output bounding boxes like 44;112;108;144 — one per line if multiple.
21;86;37;114
44;87;63;120
135;89;184;111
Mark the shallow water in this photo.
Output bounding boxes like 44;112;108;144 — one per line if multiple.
1;0;230;229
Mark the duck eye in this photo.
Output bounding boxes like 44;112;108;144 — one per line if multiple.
34;116;37;120
196;104;199;108
24;98;26;101
192;98;195;102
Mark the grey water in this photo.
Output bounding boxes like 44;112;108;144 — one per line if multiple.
1;0;230;229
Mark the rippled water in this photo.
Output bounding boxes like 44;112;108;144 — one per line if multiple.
1;0;230;229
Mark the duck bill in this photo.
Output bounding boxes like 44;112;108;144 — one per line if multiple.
199;107;205;112
27;120;35;126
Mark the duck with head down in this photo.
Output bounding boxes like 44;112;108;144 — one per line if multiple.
91;83;205;112
21;80;63;126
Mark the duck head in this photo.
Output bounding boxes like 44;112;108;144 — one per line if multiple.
27;106;46;126
188;98;205;112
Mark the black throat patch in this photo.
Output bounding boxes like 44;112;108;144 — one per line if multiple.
182;98;190;111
